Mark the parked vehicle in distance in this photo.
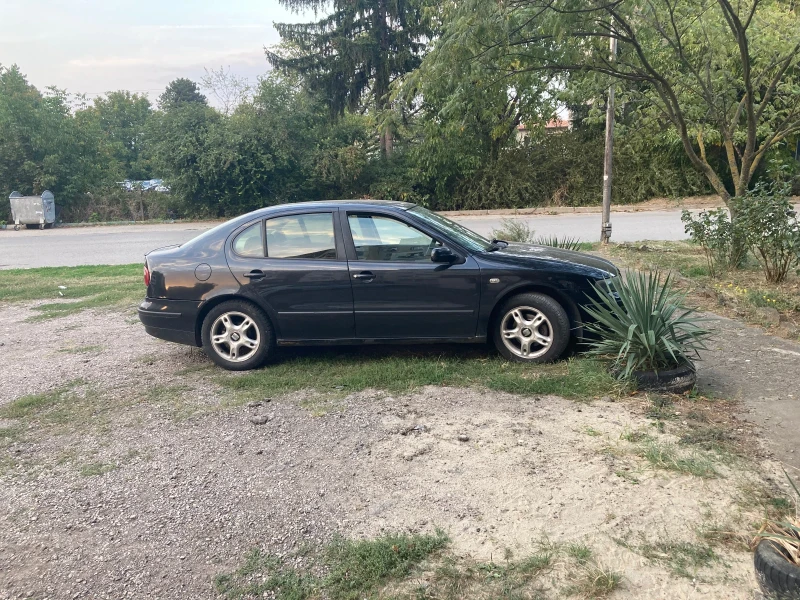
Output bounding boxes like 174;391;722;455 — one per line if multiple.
138;200;619;370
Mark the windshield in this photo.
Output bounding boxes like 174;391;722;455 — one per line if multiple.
408;206;492;252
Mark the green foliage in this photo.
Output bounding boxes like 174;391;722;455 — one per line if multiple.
268;0;432;155
534;235;584;251
491;218;535;243
214;548;318;600
3;0;797;224
324;531;448;599
583;271;713;379
434;130;709;212
218;350;620;401
429;0;800;205
733;182;800;283
0;263;142;320
157;78;207;111
79;90;152;180
681;208;747;277
0;64;109;221
214;531;448;600
618;536;718;579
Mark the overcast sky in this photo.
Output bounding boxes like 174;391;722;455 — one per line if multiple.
1;0;311;101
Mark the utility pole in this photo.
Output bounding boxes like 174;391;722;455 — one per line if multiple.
601;29;618;245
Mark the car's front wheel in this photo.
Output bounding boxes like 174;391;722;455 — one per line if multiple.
493;293;571;363
201;300;274;371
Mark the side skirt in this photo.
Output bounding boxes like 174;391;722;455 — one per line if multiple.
277;336;487;347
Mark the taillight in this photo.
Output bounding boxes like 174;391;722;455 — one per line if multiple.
143;265;151;287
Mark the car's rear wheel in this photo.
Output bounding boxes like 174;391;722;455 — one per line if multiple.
201;300;274;371
493;293;571;363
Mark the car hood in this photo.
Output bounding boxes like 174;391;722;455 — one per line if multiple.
482;243;619;276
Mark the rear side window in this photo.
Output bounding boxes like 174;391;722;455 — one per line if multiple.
232;222;264;257
266;213;336;260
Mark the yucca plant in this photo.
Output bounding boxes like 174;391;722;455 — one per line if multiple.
582;270;713;379
534;235;584;251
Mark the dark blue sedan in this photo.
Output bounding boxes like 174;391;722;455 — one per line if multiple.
138;200;618;370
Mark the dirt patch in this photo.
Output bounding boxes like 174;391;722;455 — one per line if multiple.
0;305;795;599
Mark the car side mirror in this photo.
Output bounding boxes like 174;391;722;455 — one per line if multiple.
431;247;458;263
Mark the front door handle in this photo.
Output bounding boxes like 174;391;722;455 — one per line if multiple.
243;269;265;280
352;271;375;282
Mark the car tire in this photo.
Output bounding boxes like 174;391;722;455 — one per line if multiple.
493;293;571;363
754;539;800;599
201;300;274;371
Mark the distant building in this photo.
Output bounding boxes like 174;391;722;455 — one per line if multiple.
516;115;572;143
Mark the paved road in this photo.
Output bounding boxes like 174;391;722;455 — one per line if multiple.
0;209;691;269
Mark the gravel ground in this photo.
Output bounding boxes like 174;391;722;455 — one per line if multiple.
0;303;792;599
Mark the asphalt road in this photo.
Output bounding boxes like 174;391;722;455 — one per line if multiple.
0;209;691;269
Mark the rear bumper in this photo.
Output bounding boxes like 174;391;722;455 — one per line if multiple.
138;299;201;347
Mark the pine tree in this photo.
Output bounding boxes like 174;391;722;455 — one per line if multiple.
267;0;431;156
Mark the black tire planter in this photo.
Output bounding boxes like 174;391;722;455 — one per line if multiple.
754;539;800;599
630;361;697;394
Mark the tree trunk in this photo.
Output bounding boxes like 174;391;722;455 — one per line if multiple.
384;130;393;157
375;0;392;158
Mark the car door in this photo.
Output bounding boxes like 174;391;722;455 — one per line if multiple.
343;210;481;339
226;210;355;341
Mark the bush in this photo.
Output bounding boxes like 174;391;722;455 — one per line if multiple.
441;130;710;212
582;270;713;379
491;218;535;243
681;208;747;276
733;181;800;283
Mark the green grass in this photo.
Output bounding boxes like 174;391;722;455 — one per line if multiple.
0;384;80;420
608;241;710;278
565;564;623;598
142;384;200;420
604;240;800;336
678;426;734;453
218;533;619;600
79;461;117;477
214;547;317;600
217;349;621;404
636;440;717;478
0;380;111;432
0;264;142;320
618;537;718;580
214;531;449;600
565;543;593;565
58;344;103;354
216;534;623;600
324;532;449;599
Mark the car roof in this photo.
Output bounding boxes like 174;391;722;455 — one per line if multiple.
262;199;417;211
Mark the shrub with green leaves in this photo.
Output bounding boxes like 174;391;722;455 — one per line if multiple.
491;218;535;243
582;270;713;379
681;208;746;276
733;182;800;283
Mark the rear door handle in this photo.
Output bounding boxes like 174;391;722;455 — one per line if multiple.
352;271;375;282
243;270;265;280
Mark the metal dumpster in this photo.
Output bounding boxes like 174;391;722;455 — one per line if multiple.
9;191;56;230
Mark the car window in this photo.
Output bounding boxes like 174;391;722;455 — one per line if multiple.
266;213;336;260
348;214;439;262
232;222;264;258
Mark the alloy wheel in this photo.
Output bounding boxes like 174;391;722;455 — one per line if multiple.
499;306;554;359
210;311;261;363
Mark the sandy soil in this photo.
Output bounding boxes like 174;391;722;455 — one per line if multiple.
0;303;793;599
